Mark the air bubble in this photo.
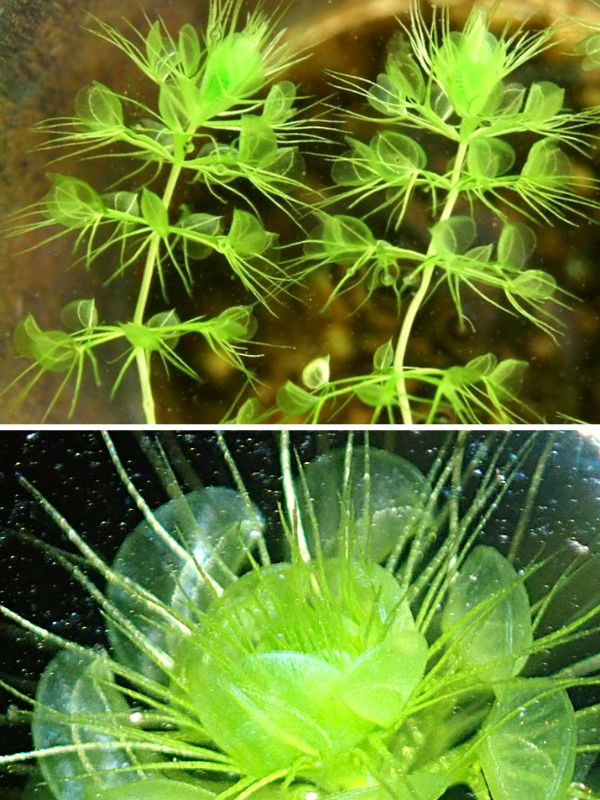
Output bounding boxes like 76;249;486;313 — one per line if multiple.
567;538;590;556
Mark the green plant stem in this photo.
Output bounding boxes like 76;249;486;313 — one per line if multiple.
393;138;469;424
133;160;184;424
135;348;156;424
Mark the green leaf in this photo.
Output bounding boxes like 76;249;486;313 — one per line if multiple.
147;309;182;347
183;646;368;776
432;9;506;117
302;355;330;390
46;175;104;229
247;651;367;754
238;116;278;165
509;270;556;301
60;299;98;331
177;212;223;259
522;139;570;187
354;378;396;409
132;119;174;150
468;137;515;179
86;780;216;800
294;447;432;563
261;147;304;181
140;188;169;237
373;339;394;370
332;149;373;186
304;215;375;261
387;42;426;102
368;73;406;117
231;397;264;424
199;33;265;117
262;81;297;124
121;322;162;351
440;357;528;422
432;85;453;119
227;210;272;257
464;352;497;378
370;131;427;180
212;306;255;341
442;545;533;682
368;37;424;116
33;650;142;800
75;82;124;132
523;81;564;122
430;216;476;256
145;21;178;80
14;315;75;372
480;679;576;800
465;243;494;263
497;223;536;268
487;359;528;400
145;21;165;70
158;82;190;131
496;82;526;116
576;32;600;71
277;381;318;416
177;24;201;77
107;486;264;682
103;191;139;216
175;560;426;778
340;624;427;726
147;309;180;328
573;705;600;781
445;362;482;390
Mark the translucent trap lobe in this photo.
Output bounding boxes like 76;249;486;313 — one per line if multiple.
1;430;600;800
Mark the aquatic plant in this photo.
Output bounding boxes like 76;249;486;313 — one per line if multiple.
3;0;314;424
1;430;600;799
286;1;600;423
3;1;600;423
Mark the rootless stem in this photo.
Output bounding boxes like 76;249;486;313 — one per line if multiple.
133;161;184;424
394;138;470;425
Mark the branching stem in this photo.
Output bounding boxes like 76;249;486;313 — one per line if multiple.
394;137;469;424
133;160;184;424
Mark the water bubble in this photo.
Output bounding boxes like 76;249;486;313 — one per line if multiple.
566;538;590;557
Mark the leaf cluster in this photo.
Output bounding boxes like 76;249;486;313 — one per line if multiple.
291;0;600;423
3;435;600;800
277;349;530;424
4;0;316;421
6;300;255;421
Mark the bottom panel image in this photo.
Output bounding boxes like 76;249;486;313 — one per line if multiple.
1;430;600;800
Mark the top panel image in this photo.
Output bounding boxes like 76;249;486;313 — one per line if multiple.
1;0;600;424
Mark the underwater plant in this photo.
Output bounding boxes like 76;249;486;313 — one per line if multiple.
2;0;314;424
283;1;600;423
3;0;600;423
1;430;600;799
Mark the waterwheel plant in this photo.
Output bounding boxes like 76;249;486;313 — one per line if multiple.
3;0;600;423
1;430;600;799
284;1;600;423
3;0;314;424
